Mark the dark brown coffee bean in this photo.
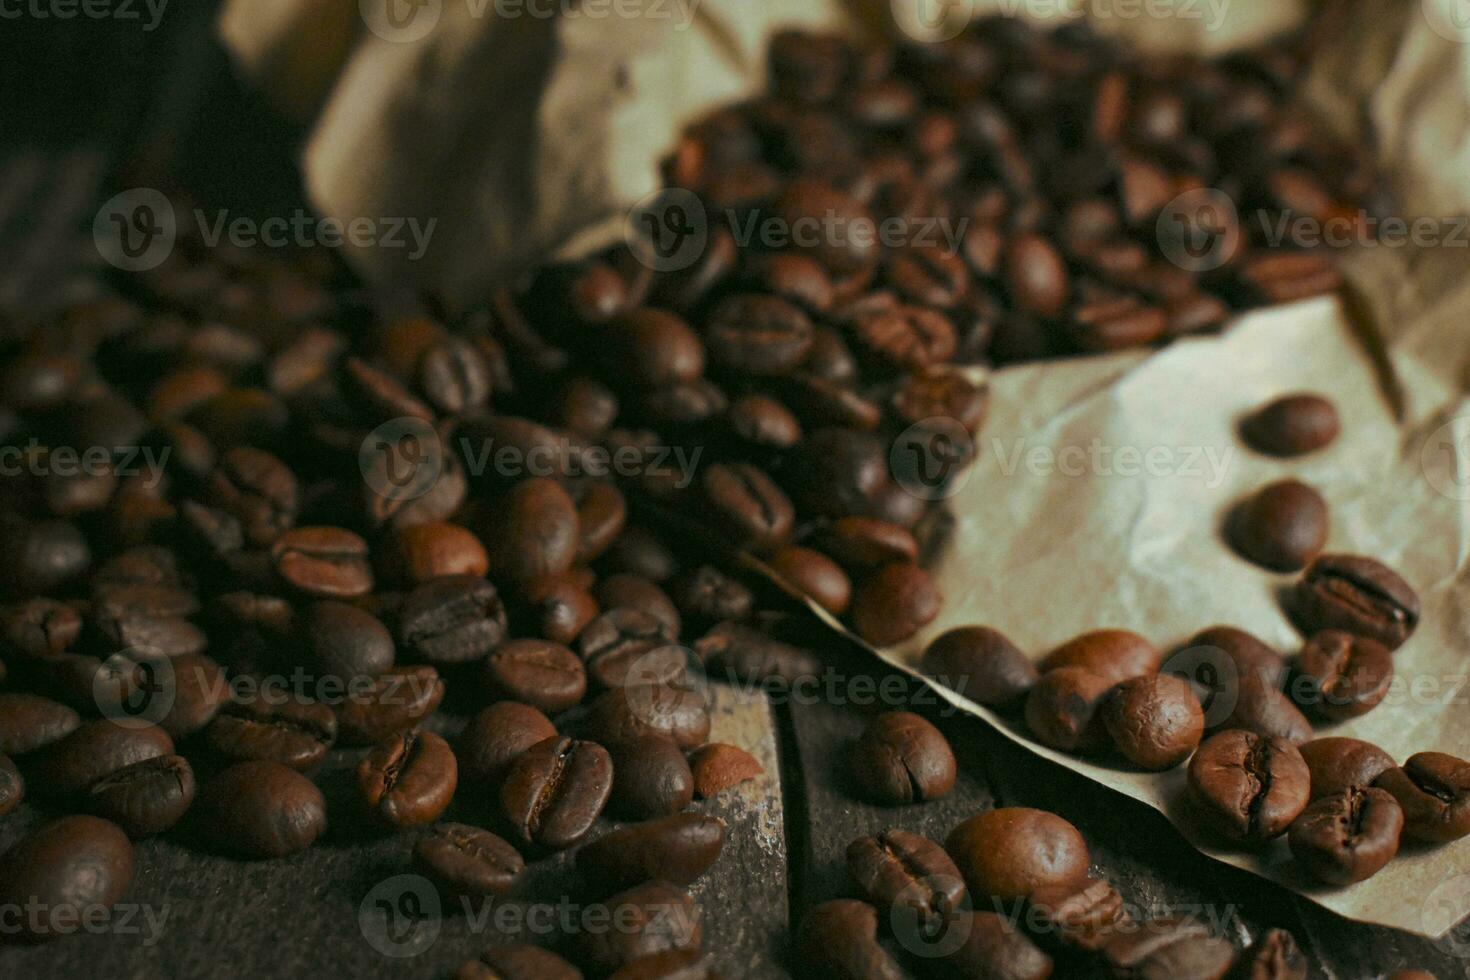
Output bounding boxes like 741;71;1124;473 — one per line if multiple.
420;336;491;414
35;719;175;798
607;309;706;387
197;760;327;858
944;910;1054;980
887;243;970;308
700;463;795;552
382;522;489;586
0;753;21;816
693;620;822;686
725;394;802;450
1024;667;1115;754
1041;629;1160;685
1029;876;1129;953
575;481;628;564
1188;730;1310;842
519;572;600;645
1004;233;1070;318
337;665;445;745
1291;630;1393;720
1375;752;1470;843
1210;671;1313;745
500;735;612;849
85;753;195;837
1103;674;1204;770
946;807;1090;903
0;816;133;941
579;609;683;691
1238;928;1307;980
210;447;298;547
343;356;434;423
1230;480;1328;572
304;600;395;683
154;652;228;739
767;546;852;616
1242;393;1340;457
796;900;906;980
852;305;958;370
484;639;587;714
1299;737;1396;800
485;479;580;585
554;376;621;439
414;822;523;899
1068;294;1167;351
817;517;919;569
1102;916;1234;980
594;575;681;639
669;567;754;627
921;626;1038;707
688;743;763;798
847;829;966;932
455;945;581;980
704;294;814;376
851;711;955;805
580;880;702;973
890;368;988;432
271;526;374;598
0;518;92;596
584;684;711;750
1288;786;1402;885
1;597;83;659
398;576;507;664
775;179;880;275
608;735;694;819
0;692;81;756
358;730;457;827
207;697;338;770
1294;554;1419;650
1184;626;1286;689
459;701;557;785
850;563;941;647
578;812;725;889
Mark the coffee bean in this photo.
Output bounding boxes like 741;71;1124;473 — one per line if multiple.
1291;630;1393;720
796;900;906;980
1238;928;1307;980
485;479;580;585
501;735;612;849
1004;233;1070;318
817;517;919;569
1299;737;1396;800
206;697;338;770
851;711;955;805
1024;667;1115;754
775;179;879;275
154;651;228;739
555;376;621;438
725;395;802;450
414;822;523;899
35;719;175;798
704;294;814;376
1103;673;1204;770
921;626;1038;707
846;829;966;932
304;600;395;683
943;910;1054;980
484;639;587;714
575;481;628;564
688;743;763;798
338;665;445;745
1242;393;1339;456
382;522;489;586
1184;626;1286;690
0;518;92;596
852;305;958;370
850;563;941;647
86;753;195;837
1;597;83;659
585;684;711;749
577;812;725;889
398;576;507;664
593;575;682;639
1188;730;1310;842
581;880;703;973
0;753;21;816
606;309;706;387
669;567;754;628
0;692;81;756
608;735;694;819
358;730;457;827
700;463;795;552
693;620;822;687
1029;876;1129;953
0;816;133;941
1230;480;1328;572
420;336;491;415
1041;629;1160;685
271;526;374;597
209;447;298;547
1102;917;1235;980
1294;554;1419;650
455;945;581;980
1288;786;1402;885
197;760;327;858
946;808;1090;903
458;702;556;788
1375;752;1470;843
890;367;987;432
767;546;851;616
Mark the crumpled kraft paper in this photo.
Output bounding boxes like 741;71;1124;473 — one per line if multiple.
218;0;1470;935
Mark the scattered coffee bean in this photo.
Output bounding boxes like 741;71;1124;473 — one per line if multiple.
1299;737;1396;800
846;829;965;931
850;563;942;647
484;639;587;714
1041;629;1160;685
501;736;612;849
693;620;822;687
0;692;81;756
584;684;711;749
796;899;906;980
0;816;133;941
1231;480;1328;572
580;880;703;973
359;730;458;828
1291;630;1393;720
35;719;175;798
577;812;725;889
398;576;507;664
271;526;374;598
206;697;338;770
1188;730;1310;842
767;546;852;616
1238;929;1307;980
197;760;327;858
459;701;557;785
921;625;1038;707
1375;752;1470;843
1024;667;1115;754
946;807;1090;903
1294;554;1419;650
1103;673;1204;770
1029;876;1128;953
86;754;195;837
1102;916;1235;980
414;822;523;899
337;665;445;746
1184;626;1286;690
851;711;956;805
382;522;490;586
944;909;1054;980
1242;393;1339;457
608;735;694;819
1288;786;1402;885
688;743;763;798
303;600;395;683
485;479;581;585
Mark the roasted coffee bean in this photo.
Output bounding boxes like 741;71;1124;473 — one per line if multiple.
1;597;83;659
704;294;814;375
1029;876;1129;953
594;575;681;639
1291;630;1393;720
382;522;490;586
1004;233;1070;318
1102;917;1235;980
1188;730;1310;842
271;526;374;597
946;808;1090;903
693;620;822;686
86;754;195;837
519;572;599;645
1237;929;1307;980
602;525;677;582
817;517;920;569
304;600;395;683
852;305;958;370
775;179;879;275
1299;737;1396;800
700;463;795;552
688;743;763;798
455;945;581;980
1184;626;1286;689
797;899;905;980
421;336;491;414
1230;480;1328;572
1041;629;1160;685
890;367;987;431
210;447;298;547
581;880;702;973
606;309;706;387
0;518;92;596
921;626;1038;707
1103;673;1204;770
155;652;228;739
358;730;458;827
555;376;621;438
1375;752;1470;843
484;639;587;714
944;910;1054;980
0;692;81;756
608;735;694;819
206;697;338;770
726;394;802;450
578;812;725;889
851;711;956;805
414;823;523;899
767;546;851;616
197;760;327;858
1242;393;1339;456
460;701;557;786
501;736;612;849
338;665;445;745
0;753;21;816
669;567;754;627
575;481;628;564
485;479;580;584
846;829;966;931
0;816;133;942
1288;786;1402;885
1294;554;1419;650
585;684;711;750
35;719;175;798
1024;667;1115;754
398;575;507;664
850;563;941;647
